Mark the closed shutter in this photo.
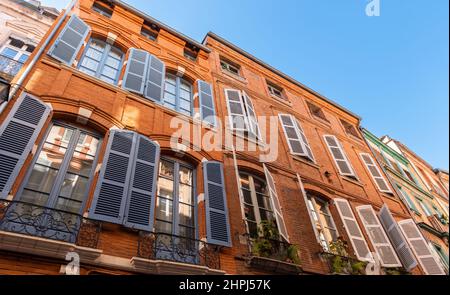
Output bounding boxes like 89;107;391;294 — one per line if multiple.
378;205;417;271
48;14;90;65
360;153;392;193
0;93;51;199
144;54;165;102
225;89;248;132
356;205;401;267
242;91;260;138
263;164;289;242
324;135;355;177
90;130;136;223
123;48;149;95
279;114;314;161
398;219;446;275
123;135;159;231
203;161;231;247
198;81;216;126
334;198;372;262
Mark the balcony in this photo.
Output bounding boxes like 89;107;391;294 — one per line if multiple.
427;214;449;234
0;55;24;80
320;252;367;275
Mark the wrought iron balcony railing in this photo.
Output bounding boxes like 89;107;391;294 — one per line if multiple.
248;237;300;264
0;55;24;78
137;231;221;269
320;251;367;275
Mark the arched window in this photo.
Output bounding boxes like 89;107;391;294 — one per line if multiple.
79;38;124;85
163;73;193;116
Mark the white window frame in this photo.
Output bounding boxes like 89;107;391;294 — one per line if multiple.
0;38;30;63
220;59;240;76
359;153;392;193
323;135;357;178
307;194;338;252
279;114;315;162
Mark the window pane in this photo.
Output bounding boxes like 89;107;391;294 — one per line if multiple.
47;125;74;148
179;226;195;239
179;183;192;205
35;143;66;169
159;160;174;179
242;188;252;204
155;221;172;234
58;173;89;202
179;166;192;185
156;197;173;222
256;193;272;211
24;164;59;194
54;197;82;213
244;204;256;221
18;54;29;63
157;178;174;200
21;189;49;207
75;134;99;156
179;203;194;227
1;47;18;59
253;178;268;194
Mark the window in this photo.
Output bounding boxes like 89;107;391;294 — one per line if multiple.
267;81;284;99
92;1;113;18
279;114;314;161
307;194;338;251
340;119;361;139
19;123;101;214
155;159;196;240
307;101;329;122
225;89;261;139
220;58;240;76
240;172;277;238
141;24;159;41
397;185;420;214
432;243;449;272
323;135;357;178
0;37;31;63
415;197;433;216
163;73;193;116
184;48;198;62
79;39;123;85
403;168;418;184
360;153;392;193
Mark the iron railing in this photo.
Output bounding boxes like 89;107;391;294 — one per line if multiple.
0;55;23;78
137;231;221;269
248;236;299;264
320;251;367;275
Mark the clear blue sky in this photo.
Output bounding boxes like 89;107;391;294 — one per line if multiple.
42;0;449;170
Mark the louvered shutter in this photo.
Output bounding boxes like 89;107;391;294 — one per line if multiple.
198;81;216;126
90;130;136;223
0;93;51;199
48;14;90;65
397;186;420;213
123;48;149;95
144;54;165;102
225;89;248;132
279;114;306;156
334;198;372;262
123;135;159;231
263;164;289;242
242;91;260;138
398;219;446;275
324;135;355;177
378;205;418;271
203;161;231;247
294;119;314;161
356;205;401;267
360;153;392;193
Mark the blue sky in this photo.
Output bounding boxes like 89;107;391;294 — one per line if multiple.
42;0;449;169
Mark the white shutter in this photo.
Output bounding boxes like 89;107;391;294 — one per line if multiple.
198;81;217;126
122;48;149;95
242;91;260;138
225;89;248;132
378;205;418;271
334;198;372;262
263;164;289;242
435;197;449;217
360;153;392;193
398;219;446;275
279;114;314;161
144;54;165;102
295;119;314;161
324;135;356;177
356;205;401;267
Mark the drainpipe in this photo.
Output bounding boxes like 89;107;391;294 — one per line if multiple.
0;0;78;115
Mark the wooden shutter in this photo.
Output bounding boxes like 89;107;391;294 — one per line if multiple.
356;205;401;267
295;120;314;161
398;219;446;275
242;91;260;138
0;93;51;199
48;14;90;65
334;198;372;262
397;186;419;213
279;114;314;161
378;205;418;271
123;135;160;231
90;130;136;224
263;164;289;242
360;153;392;193
225;89;248;132
123;48;149;95
324;135;355;177
198;80;216;126
144;54;165;102
204;161;231;247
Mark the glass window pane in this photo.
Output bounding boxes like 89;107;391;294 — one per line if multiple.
1;47;18;59
179;183;192;205
54;197;82;213
244;204;256;221
256;193;272;211
159;160;174;179
59;173;89;202
259;209;274;222
18;54;29;63
242;188;252;204
157;178;174;200
46;125;74;148
179;226;195;239
253;178;268;195
36;144;66;169
156;197;173;222
179;204;194;226
24;164;58;194
75;134;99;156
20;189;49;207
240;174;250;189
179;166;192;185
155;221;172;234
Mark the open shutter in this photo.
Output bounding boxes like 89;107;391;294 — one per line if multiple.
295;120;314;161
204;161;231;247
198;81;216;126
397;185;420;213
225;89;248;132
144;54;165;102
356;205;401;267
0;93;51;199
90;130;136;224
263;164;289;242
123;48;149;95
279;114;314;161
398;219;446;275
123;135;160;231
378;205;417;271
360;153;392;193
324;135;355;177
242;91;260;138
48;14;90;65
334;198;372;262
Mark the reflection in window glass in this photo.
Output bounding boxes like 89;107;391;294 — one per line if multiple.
163;74;192;116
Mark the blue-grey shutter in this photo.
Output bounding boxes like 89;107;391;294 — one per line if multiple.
89;130;136;224
123;48;149;95
123;135;160;231
203;161;231;247
198;81;216;126
0;93;51;199
144;54;165;102
48;14;90;65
